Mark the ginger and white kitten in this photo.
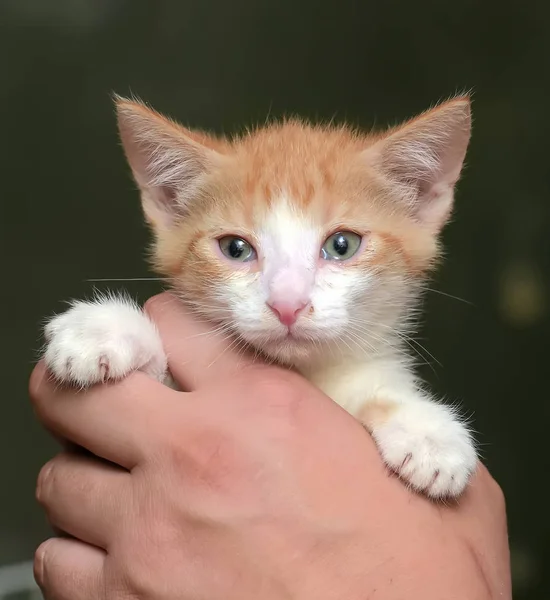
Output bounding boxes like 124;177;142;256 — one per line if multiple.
44;96;477;499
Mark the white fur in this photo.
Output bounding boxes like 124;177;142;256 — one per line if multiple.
305;357;476;497
225;198;375;360
43;197;476;499
44;296;167;387
260;197;318;303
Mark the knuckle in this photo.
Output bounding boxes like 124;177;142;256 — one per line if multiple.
36;459;57;506
117;545;164;599
477;462;507;511
125;568;158;599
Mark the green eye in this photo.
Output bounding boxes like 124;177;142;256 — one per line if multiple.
219;236;257;262
321;231;362;261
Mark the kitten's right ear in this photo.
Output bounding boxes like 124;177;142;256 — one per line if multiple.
363;97;471;234
115;96;221;229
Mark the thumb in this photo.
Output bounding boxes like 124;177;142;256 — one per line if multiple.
144;293;259;390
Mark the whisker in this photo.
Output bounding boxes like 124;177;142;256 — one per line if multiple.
419;287;474;306
402;338;440;371
206;334;243;370
182;323;233;341
345;317;441;371
337;334;356;356
344;328;378;355
343;332;373;356
86;277;164;282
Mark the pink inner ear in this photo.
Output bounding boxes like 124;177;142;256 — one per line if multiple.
416;181;456;231
117;98;220;230
153;184;187;218
365;98;471;234
141;185;183;229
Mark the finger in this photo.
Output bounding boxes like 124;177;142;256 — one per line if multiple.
35;537;105;600
36;452;130;549
30;361;178;469
145;292;258;390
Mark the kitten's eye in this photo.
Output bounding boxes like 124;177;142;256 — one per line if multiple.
219;236;257;262
321;231;362;261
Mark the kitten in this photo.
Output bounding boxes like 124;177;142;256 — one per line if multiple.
44;96;477;499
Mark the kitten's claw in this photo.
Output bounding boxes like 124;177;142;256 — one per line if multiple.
43;297;167;388
372;401;477;499
400;453;413;470
98;357;110;383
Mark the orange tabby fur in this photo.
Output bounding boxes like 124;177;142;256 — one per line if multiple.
127;108;456;300
44;96;477;499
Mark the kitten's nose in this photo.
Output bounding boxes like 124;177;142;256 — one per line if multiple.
267;300;309;327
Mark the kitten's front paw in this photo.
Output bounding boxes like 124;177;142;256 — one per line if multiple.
44;297;167;387
371;401;477;499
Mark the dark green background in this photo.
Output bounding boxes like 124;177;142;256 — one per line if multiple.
1;1;548;597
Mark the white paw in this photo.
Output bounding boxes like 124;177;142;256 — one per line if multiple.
372;401;477;499
44;296;167;387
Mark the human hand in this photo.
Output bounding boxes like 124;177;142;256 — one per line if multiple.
30;293;511;599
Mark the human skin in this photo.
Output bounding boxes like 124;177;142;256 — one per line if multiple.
30;293;511;599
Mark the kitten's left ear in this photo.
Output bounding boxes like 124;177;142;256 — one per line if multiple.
365;97;471;233
115;95;223;230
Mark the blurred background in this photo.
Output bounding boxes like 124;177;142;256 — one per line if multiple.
1;0;548;597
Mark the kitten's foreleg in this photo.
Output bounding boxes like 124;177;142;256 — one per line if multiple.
309;361;477;499
359;391;477;498
43;295;169;388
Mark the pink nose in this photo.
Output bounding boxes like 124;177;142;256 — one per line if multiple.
268;300;309;327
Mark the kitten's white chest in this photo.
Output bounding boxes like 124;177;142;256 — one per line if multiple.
300;354;416;418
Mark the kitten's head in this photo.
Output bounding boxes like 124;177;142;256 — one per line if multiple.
116;96;471;366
